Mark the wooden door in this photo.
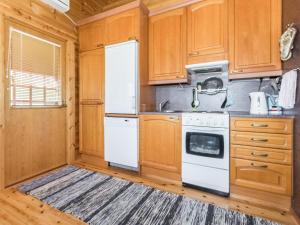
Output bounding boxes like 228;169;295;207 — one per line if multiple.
80;49;104;102
79;20;105;52
140;115;181;174
80;104;104;157
149;8;187;84
105;8;139;45
229;0;282;76
4;25;67;186
231;158;292;195
79;47;105;158
187;0;228;64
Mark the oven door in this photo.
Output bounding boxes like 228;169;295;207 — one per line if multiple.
182;126;229;170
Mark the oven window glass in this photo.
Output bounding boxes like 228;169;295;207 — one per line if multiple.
186;132;224;158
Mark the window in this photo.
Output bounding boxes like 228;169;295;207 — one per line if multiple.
8;27;63;107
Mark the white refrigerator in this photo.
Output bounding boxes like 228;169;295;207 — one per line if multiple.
104;41;139;170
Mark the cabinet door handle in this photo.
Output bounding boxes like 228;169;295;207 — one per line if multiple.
168;116;179;121
250;138;268;142
188;52;199;56
250;163;268;168
232;69;244;73
251;152;269;157
128;36;137;41
251;123;269;128
80;101;104;105
96;43;104;48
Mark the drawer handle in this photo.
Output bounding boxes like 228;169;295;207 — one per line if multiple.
251;138;268;142
169;116;179;120
251;123;269;128
251;152;269;157
188;52;199;56
96;43;104;48
251;163;268;169
232;69;244;73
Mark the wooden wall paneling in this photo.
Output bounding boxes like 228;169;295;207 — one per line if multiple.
66;40;77;164
0;13;5;190
0;0;77;41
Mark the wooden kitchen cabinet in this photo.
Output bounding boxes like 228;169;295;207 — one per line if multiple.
105;8;139;45
231;131;292;150
80;104;104;158
230;117;293;209
187;0;228;64
140;115;181;181
229;0;282;78
79;49;104;102
149;8;187;85
231;158;292;195
79;20;105;52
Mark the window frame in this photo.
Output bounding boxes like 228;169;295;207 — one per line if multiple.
6;21;66;109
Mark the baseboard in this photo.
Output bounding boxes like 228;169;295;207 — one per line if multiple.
230;185;292;212
78;154;108;169
291;209;300;225
140;166;181;185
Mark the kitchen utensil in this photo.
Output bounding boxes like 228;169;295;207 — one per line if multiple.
191;88;200;109
221;89;227;108
249;92;268;114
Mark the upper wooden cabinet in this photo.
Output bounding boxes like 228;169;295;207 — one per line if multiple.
149;8;187;84
79;20;105;52
105;8;140;45
140;115;181;179
229;0;282;78
187;0;229;64
79;49;104;102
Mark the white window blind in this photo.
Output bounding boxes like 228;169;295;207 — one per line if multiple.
8;27;63;107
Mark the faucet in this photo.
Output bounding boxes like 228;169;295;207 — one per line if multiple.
158;100;169;112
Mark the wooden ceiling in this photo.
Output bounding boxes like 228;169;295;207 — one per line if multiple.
67;0;182;22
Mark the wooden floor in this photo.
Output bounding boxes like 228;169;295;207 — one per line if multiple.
0;162;299;225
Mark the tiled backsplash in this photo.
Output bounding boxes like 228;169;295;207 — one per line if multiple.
155;73;278;112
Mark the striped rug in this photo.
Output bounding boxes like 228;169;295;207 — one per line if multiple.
18;166;281;225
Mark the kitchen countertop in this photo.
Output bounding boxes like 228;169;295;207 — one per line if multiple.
229;111;296;119
139;111;296;118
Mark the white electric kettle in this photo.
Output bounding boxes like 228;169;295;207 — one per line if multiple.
249;92;268;114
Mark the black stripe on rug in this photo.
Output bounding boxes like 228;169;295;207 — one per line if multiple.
40;172;97;201
205;204;215;225
162;195;183;225
58;176;113;211
118;188;155;225
84;182;134;223
246;215;254;225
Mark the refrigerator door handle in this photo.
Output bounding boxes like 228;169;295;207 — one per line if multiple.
131;96;136;109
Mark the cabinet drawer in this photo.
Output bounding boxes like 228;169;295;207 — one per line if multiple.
230;158;292;195
231;145;292;165
231;131;292;149
231;118;293;134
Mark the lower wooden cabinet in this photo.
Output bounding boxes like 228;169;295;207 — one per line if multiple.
140;115;181;181
80;104;104;158
231;158;292;195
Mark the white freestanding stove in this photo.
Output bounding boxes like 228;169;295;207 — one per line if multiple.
182;112;230;197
